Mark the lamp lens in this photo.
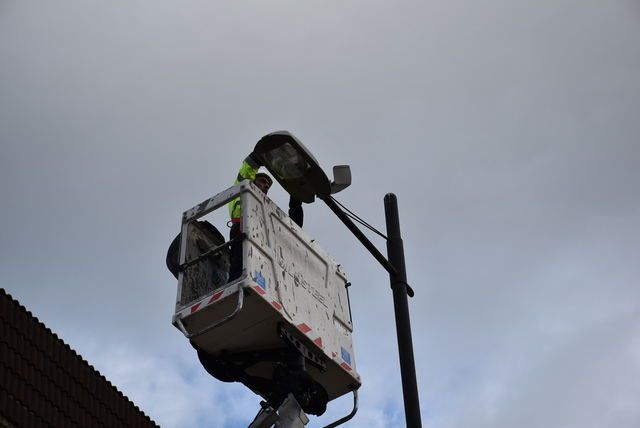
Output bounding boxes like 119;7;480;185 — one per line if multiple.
263;143;310;179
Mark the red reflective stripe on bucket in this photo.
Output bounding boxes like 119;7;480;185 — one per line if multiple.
254;285;266;295
297;323;311;334
190;303;201;314
313;337;323;348
208;290;224;304
271;301;282;311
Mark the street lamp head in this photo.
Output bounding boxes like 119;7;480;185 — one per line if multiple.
254;131;351;203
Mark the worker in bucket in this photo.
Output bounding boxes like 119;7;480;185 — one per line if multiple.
227;151;303;281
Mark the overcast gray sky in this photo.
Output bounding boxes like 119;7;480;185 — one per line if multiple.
2;1;639;427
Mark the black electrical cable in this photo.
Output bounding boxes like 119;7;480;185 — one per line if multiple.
329;196;388;240
347;212;386;239
333;200;387;240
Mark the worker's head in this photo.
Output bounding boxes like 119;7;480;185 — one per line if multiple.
254;173;273;194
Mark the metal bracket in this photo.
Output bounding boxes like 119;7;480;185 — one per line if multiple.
247;402;279;428
174;284;245;339
248;394;309;428
178;233;245;272
279;324;326;372
322;389;359;428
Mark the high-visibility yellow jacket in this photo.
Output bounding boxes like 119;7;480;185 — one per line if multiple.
228;155;260;221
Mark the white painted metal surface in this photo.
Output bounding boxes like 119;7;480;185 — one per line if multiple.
172;181;361;401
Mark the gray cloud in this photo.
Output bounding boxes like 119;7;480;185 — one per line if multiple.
2;1;639;427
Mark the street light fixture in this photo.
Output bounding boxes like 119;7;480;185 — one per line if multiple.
253;131;352;203
254;131;422;428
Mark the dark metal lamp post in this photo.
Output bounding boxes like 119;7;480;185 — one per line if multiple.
254;131;422;428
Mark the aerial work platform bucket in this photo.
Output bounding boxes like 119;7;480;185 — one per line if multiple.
168;180;361;413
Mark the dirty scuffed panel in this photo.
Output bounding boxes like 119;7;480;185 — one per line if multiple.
242;185;357;375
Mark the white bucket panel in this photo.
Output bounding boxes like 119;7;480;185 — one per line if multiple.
173;182;361;400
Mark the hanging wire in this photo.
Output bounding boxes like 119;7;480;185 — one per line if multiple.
329;196;388;240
